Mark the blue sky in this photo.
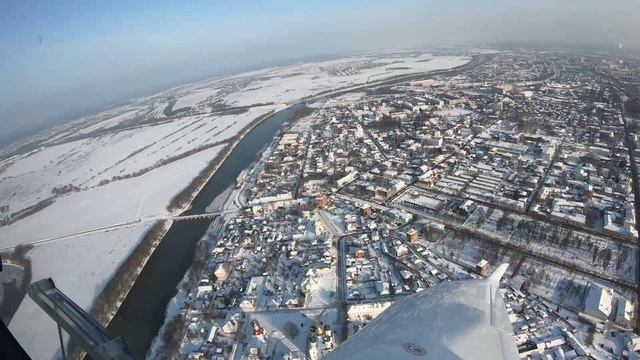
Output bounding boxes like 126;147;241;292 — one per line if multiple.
1;0;638;148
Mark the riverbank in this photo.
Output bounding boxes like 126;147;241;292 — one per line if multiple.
103;103;310;358
147;187;234;359
87;220;172;326
166;107;282;214
71;106;308;360
68;106;287;358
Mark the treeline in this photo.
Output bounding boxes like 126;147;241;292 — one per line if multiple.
88;221;168;324
163;100;191;117
51;184;81;196
167;141;236;213
369;114;402;129
96;140;228;188
1;184;81;228
365;85;407;96
211;102;274;115
0;198;54;227
626;98;640;116
514;219;623;271
158;315;186;359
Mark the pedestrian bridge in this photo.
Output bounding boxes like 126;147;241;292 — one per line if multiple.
163;208;241;221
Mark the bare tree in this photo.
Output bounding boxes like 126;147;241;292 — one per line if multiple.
282;321;299;340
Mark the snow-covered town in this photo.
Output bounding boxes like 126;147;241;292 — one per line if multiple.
132;50;640;360
3;2;640;360
0;50;480;359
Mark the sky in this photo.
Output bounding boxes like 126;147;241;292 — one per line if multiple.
1;0;639;148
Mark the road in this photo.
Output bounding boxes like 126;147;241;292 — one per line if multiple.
335;235;348;343
317;209;344;238
356;117;388;160
525;136;565;214
293;132;312;198
317;209;388;342
619;103;640;330
316;208;350;342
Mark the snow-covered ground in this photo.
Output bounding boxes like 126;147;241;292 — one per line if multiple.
74;107;143;135
0;51;469;359
242;308;340;358
2;146;223;359
223;55;470;107
173;87;221;110
305;267;337;307
0;145;224;247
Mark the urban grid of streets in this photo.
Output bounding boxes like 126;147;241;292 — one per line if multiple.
160;50;640;360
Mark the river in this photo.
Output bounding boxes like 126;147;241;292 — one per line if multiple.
106;104;305;358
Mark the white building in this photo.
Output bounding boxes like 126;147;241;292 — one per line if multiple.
583;282;614;321
223;319;239;334
551;199;586;225
336;171;359;187
214;262;231;282
197;285;213;297
347;302;393;321
615;297;634;328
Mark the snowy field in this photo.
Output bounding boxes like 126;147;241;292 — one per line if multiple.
305;267;337;307
0;50;469;359
1;146;222;359
0;106;280;214
223;55;470;107
0;145;224;248
172;87;221;110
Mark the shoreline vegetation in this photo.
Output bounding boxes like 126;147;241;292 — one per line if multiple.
67;107;285;359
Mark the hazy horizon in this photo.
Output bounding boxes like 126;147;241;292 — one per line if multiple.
1;0;639;148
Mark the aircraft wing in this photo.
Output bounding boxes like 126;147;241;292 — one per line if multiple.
326;263;519;360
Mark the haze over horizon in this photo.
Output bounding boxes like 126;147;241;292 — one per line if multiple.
1;0;639;148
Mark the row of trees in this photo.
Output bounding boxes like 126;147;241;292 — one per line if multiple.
89;221;168;324
514;219;627;272
67;222;169;359
0;198;55;227
51;184;80;196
